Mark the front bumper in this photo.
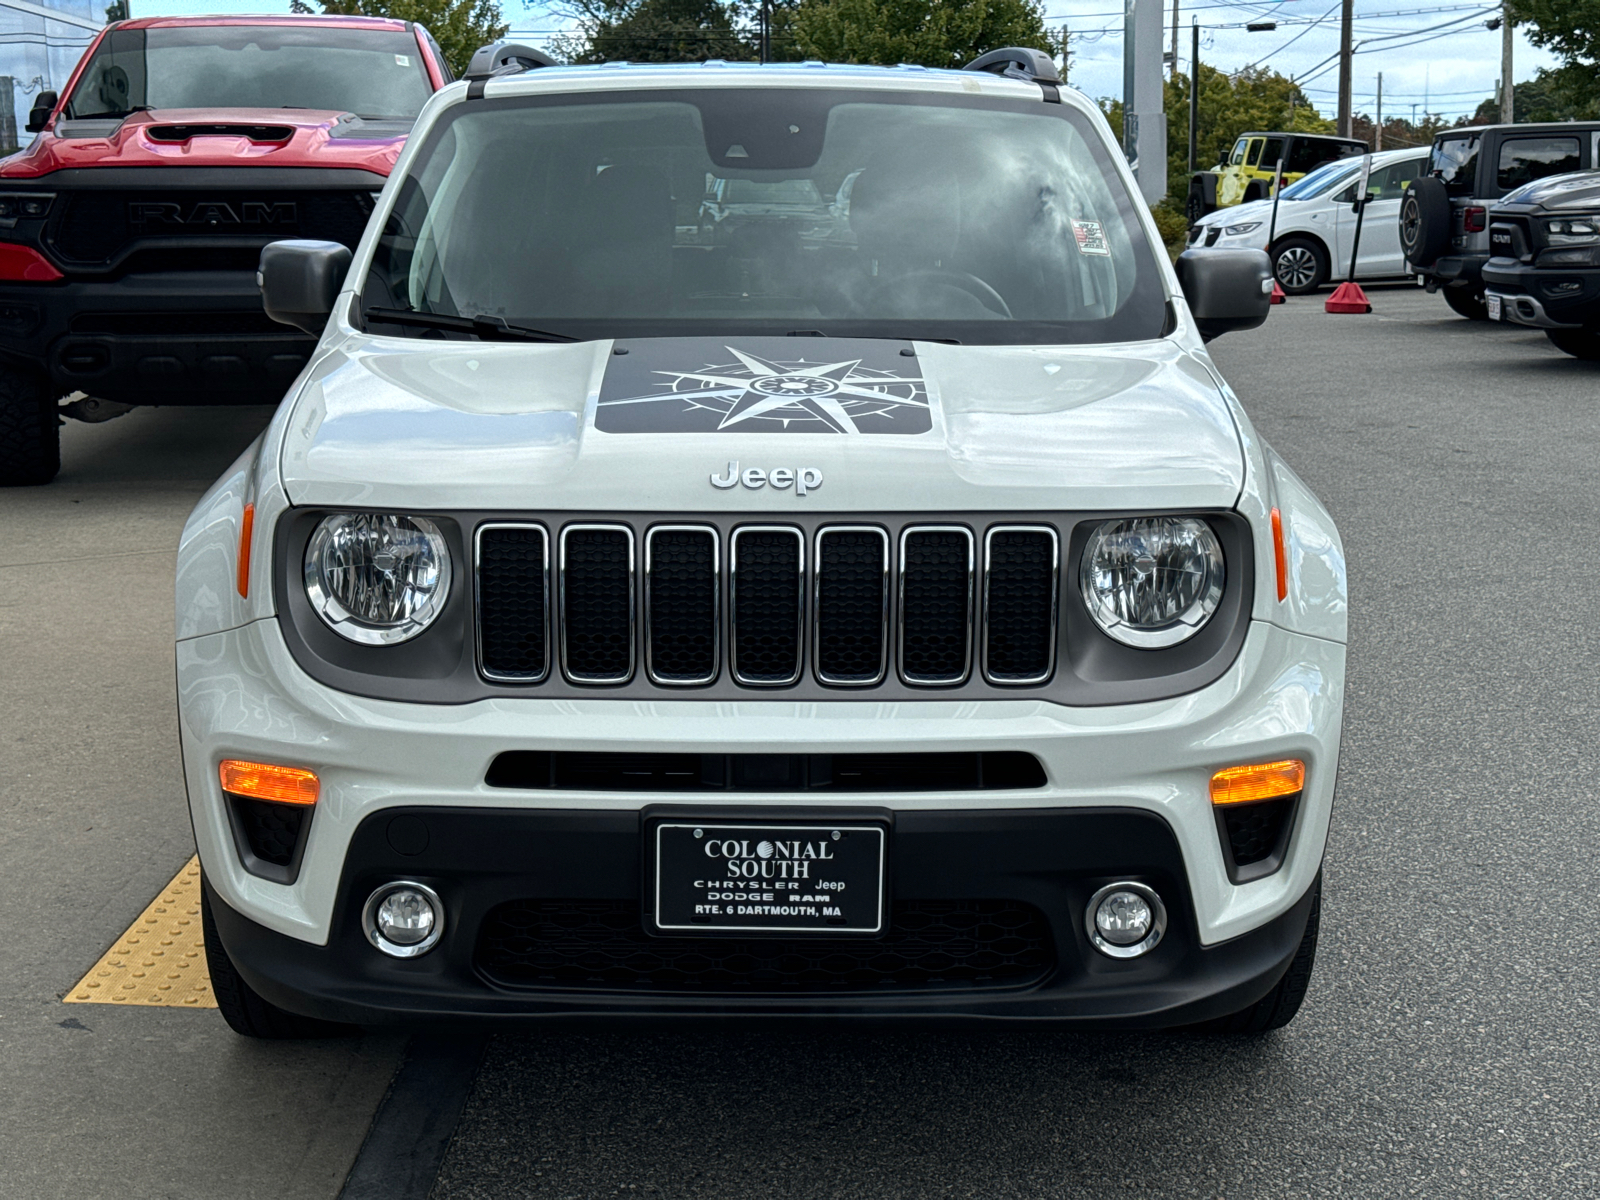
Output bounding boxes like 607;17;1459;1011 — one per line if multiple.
205;806;1322;1027
0;270;313;404
1482;258;1597;329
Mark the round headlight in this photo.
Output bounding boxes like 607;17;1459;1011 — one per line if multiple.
304;513;451;645
1079;516;1224;648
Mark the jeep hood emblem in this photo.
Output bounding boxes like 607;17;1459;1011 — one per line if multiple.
710;462;823;494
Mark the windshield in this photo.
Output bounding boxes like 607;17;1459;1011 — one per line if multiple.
1280;159;1358;201
65;26;433;120
363;90;1167;345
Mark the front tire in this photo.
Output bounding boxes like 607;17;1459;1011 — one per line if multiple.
1546;328;1600;360
1442;287;1489;321
201;881;355;1039
1196;875;1320;1034
1272;237;1329;295
0;363;60;487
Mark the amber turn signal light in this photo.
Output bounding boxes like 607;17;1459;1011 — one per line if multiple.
219;759;319;806
1210;759;1304;806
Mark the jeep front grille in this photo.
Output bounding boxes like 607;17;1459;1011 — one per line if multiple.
475;519;1063;691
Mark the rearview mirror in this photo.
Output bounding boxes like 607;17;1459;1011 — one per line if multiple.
26;90;57;134
1176;247;1273;341
258;239;352;336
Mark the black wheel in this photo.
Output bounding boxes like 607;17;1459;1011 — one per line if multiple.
1399;177;1450;269
1546;328;1600;360
1271;237;1329;295
1442;287;1489;321
1185;185;1211;226
1196;875;1320;1034
201;881;355;1039
0;362;60;487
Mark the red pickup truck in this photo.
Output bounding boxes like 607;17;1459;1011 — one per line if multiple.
0;15;451;485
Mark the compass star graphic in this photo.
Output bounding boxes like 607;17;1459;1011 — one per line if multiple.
598;346;929;434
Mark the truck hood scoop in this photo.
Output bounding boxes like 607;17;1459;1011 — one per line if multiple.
280;335;1246;513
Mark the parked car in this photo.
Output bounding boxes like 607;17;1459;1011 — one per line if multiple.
1401;121;1600;321
1189;145;1428;294
0;15;452;486
1482;170;1600;359
180;45;1343;1039
1186;130;1367;223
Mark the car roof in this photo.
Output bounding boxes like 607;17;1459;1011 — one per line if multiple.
1438;121;1600;138
1234;131;1365;143
113;14;411;31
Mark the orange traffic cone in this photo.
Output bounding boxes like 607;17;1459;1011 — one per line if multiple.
1325;281;1371;313
1270;281;1287;305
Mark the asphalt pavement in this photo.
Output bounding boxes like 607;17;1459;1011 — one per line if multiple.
3;288;1598;1199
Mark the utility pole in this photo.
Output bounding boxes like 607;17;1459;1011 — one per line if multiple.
1337;0;1354;138
1061;24;1071;85
759;0;770;63
1501;1;1514;123
1189;19;1199;173
1170;0;1179;79
1375;73;1382;150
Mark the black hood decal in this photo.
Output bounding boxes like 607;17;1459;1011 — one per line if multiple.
595;337;932;435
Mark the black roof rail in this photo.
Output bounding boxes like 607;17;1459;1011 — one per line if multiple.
963;47;1062;96
464;41;557;96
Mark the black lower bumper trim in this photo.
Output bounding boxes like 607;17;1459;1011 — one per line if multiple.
205;805;1318;1028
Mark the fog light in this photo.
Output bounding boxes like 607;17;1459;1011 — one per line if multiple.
1086;882;1166;959
363;881;443;958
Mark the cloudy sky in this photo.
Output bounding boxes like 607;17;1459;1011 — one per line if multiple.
140;0;1553;125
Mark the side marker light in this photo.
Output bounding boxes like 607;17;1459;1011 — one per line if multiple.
1210;759;1305;806
219;759;319;806
236;502;255;599
1270;507;1288;602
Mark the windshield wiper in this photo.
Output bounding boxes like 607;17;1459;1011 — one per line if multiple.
364;307;578;343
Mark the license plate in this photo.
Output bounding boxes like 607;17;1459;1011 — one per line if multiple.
652;822;886;935
1487;294;1503;321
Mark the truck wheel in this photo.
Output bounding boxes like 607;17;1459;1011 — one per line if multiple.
201;881;355;1039
1442;288;1489;321
1185;184;1212;226
1399;177;1450;269
1195;875;1320;1034
1272;237;1328;295
1546;328;1600;360
0;363;60;487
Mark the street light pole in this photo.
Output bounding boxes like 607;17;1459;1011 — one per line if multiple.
1189;19;1199;174
1336;0;1354;137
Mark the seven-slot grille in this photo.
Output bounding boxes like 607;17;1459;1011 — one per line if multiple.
476;522;1061;690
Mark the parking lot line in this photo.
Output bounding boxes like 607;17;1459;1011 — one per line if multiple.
65;856;215;1008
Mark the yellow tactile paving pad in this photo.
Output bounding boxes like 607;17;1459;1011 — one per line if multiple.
65;856;216;1008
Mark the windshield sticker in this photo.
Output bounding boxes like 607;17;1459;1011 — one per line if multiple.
395;54;411;67
596;338;932;435
1071;219;1111;256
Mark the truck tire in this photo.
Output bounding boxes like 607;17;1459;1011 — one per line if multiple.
1194;875;1320;1034
1546;328;1600;360
1186;176;1216;225
201;882;356;1039
1442;287;1489;321
1399;177;1450;269
1272;236;1329;295
0;362;59;487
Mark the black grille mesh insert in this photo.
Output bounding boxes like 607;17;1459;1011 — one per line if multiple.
478;526;548;681
1223;797;1294;865
485;750;1047;791
475;899;1054;992
816;529;888;683
562;528;633;682
901;529;972;682
733;530;802;684
647;529;717;683
984;529;1057;682
232;797;304;867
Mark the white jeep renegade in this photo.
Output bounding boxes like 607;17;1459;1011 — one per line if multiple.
175;45;1345;1036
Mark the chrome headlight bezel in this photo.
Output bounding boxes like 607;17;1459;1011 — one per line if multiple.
303;512;453;645
1545;215;1600;246
1223;220;1262;237
1078;516;1226;649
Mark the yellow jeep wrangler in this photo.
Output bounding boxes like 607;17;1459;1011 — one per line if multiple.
1187;131;1368;223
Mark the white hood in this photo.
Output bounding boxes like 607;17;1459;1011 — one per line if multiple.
1202;198;1273;228
277;333;1245;513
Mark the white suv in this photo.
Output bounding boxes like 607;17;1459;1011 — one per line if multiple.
1190;145;1429;294
177;46;1345;1037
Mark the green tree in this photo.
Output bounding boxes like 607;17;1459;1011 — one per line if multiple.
554;0;753;63
291;0;508;77
1508;0;1600;116
788;0;1058;71
1460;66;1599;124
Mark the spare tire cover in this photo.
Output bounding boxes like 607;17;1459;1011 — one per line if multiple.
1400;176;1451;268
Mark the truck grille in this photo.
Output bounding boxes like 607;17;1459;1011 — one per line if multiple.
476;520;1063;691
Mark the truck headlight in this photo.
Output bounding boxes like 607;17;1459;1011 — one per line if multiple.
1546;216;1600;246
1079;517;1225;648
303;513;451;645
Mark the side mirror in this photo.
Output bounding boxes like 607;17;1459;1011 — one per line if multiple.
26;90;58;134
1176;247;1273;342
258;239;352;335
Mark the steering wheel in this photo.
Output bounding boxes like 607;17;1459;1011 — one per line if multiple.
865;269;1013;319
